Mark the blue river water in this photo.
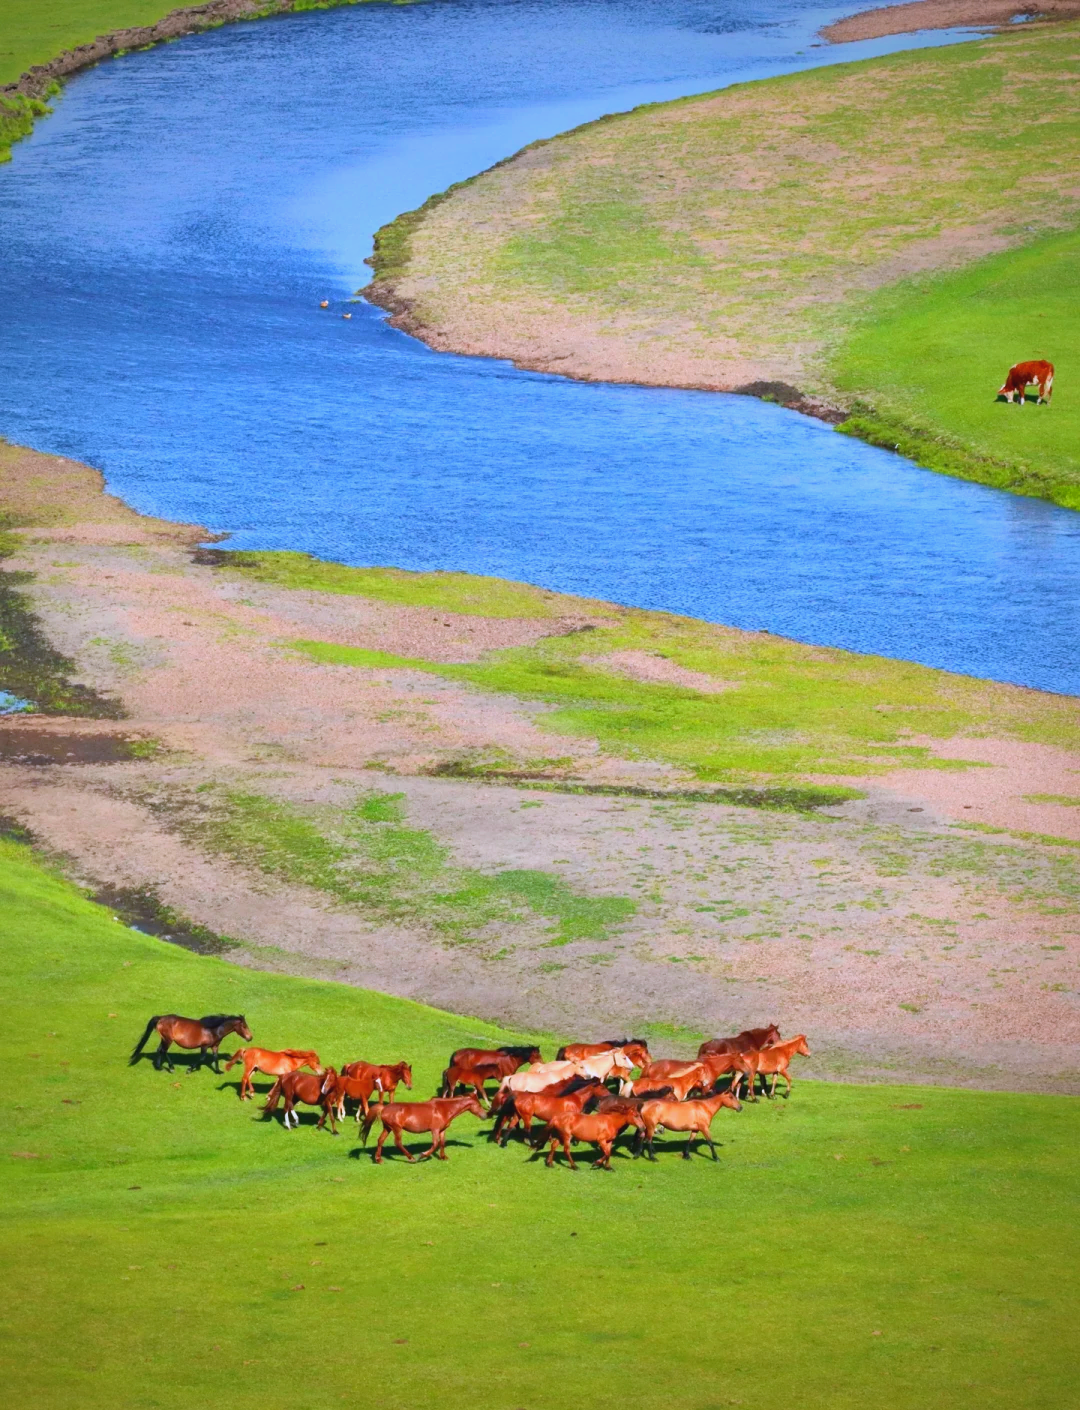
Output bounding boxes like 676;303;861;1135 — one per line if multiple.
1;0;1078;693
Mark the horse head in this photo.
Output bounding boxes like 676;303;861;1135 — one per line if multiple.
795;1035;811;1057
319;1067;340;1096
763;1023;781;1046
620;1041;651;1070
461;1095;487;1120
236;1016;253;1042
397;1062;413;1089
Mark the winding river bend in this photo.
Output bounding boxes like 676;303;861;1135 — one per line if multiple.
1;0;1078;693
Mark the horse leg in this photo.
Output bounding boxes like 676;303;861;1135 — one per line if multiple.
437;1127;449;1161
155;1039;171;1072
392;1127;414;1163
780;1069;793;1099
374;1127;390;1164
545;1135;558;1168
593;1139;612;1171
211;1043;223;1074
418;1128;440;1161
705;1130;719;1162
683;1132;695;1160
563;1135;577;1172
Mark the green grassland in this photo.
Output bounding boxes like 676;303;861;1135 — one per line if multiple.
204;549;1080;784
3;837;1080;1408
373;24;1080;506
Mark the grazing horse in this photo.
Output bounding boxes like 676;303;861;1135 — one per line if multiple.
337;1061;412;1120
999;359;1053;405
557;1038;651;1069
638;1092;742;1161
441;1054;523;1104
129;1013;252;1072
542;1107;646;1171
492;1079;607;1146
731;1035;811;1101
447;1045;540;1071
362;1095;486;1163
630;1062;709;1102
263;1067;341;1131
697;1025;781;1059
224;1047;322;1101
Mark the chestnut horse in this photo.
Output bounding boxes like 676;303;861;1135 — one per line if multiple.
263;1067;341;1131
448;1045;541;1071
731;1035;811;1101
337;1060;413;1120
224;1047;321;1101
638;1091;742;1161
697;1025;780;1059
557;1039;651;1069
629;1063;709;1102
362;1095;486;1163
542;1107;646;1170
492;1078;606;1146
129;1013;252;1072
441;1054;525;1104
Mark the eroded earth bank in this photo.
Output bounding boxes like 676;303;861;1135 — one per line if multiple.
2;441;1079;1091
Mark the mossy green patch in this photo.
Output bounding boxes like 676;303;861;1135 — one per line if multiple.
288;597;1080;781
200;547;592;618
196;787;635;945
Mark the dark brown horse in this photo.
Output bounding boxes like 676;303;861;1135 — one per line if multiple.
129;1013;252;1072
263;1068;341;1131
697;1025;780;1059
337;1060;413;1120
362;1095;486;1163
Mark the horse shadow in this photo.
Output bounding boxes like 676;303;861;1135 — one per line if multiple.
347;1137;474;1162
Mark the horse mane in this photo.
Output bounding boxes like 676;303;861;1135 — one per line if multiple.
497;1045;539;1061
561;1075;601;1095
605;1037;649;1048
199;1014;241;1029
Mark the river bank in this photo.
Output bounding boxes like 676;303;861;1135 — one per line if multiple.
3;439;1080;1090
365;20;1080;507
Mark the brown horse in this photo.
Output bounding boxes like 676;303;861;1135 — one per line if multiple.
557;1038;651;1069
362;1095;486;1163
542;1107;646;1170
697;1025;780;1059
629;1063;709;1102
492;1079;607;1146
638;1092;742;1161
224;1047;322;1101
337;1060;413;1120
441;1054;523;1104
731;1035;810;1101
263;1067;341;1131
448;1045;540;1071
129;1013;252;1072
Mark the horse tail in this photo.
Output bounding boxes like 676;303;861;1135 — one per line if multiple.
263;1078;284;1114
224;1049;245;1072
129;1015;162;1065
556;1046;568;1061
360;1108;379;1146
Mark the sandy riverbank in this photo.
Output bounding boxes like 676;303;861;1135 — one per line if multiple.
821;0;1080;43
3;438;1080;1090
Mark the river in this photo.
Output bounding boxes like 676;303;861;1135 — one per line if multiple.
1;0;1078;693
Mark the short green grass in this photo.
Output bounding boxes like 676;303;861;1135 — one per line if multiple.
196;786;636;945
286;596;1080;780
832;232;1080;507
3;837;1080;1408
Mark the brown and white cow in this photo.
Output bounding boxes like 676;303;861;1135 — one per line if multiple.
998;360;1054;405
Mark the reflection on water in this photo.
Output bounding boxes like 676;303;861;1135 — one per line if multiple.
0;0;1077;693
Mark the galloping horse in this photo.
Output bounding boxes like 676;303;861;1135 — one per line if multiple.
224;1047;322;1101
337;1060;413;1120
638;1092;742;1161
730;1035;810;1101
129;1013;252;1072
629;1062;709;1102
362;1095;486;1163
557;1039;651;1069
697;1025;780;1059
263;1067;341;1131
542;1107;645;1170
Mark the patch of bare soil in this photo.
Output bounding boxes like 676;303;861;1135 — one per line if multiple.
821;0;1080;45
4;447;1079;1091
585;650;737;693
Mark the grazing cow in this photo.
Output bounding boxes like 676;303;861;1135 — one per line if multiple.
998;360;1054;405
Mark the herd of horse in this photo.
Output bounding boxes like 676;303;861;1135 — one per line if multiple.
129;1012;810;1168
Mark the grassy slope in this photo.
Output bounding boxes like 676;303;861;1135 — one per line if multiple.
3;837;1080;1408
209;549;1080;784
373;25;1080;506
